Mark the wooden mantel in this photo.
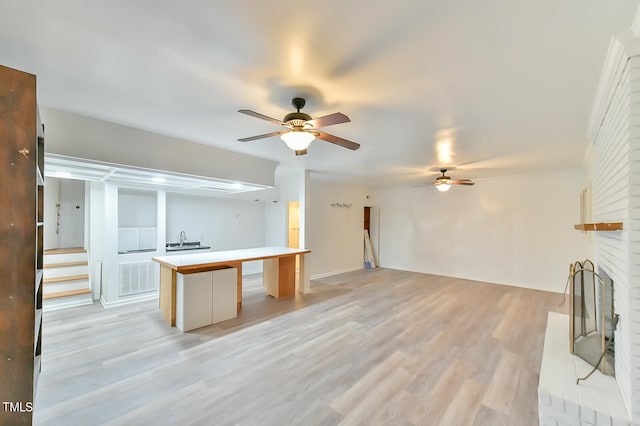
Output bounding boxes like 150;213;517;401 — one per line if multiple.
574;222;623;231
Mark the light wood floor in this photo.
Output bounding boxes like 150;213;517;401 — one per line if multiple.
34;268;567;425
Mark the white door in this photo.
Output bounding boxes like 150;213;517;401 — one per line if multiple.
58;179;85;248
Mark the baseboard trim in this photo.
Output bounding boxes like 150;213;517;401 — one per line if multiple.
379;266;565;294
43;297;93;312
311;266;363;280
100;293;159;308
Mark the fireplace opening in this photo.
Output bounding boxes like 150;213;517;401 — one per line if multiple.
569;259;617;382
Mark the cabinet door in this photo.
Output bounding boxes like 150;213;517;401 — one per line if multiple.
176;272;213;331
212;268;238;323
262;258;279;297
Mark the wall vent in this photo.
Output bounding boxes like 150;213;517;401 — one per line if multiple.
119;261;157;296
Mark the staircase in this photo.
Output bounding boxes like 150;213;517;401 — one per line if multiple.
43;248;93;311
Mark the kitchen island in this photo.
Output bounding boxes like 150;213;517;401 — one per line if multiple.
152;247;311;327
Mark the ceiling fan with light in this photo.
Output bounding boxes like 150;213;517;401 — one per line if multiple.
417;168;475;192
237;97;360;155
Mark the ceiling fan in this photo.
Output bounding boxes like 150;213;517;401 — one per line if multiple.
237;97;360;156
420;169;475;192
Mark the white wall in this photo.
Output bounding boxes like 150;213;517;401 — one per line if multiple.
43;177;59;250
118;189;157;227
307;178;369;278
166;193;266;274
101;183;119;304
117;188;158;252
88;181;106;300
374;169;589;292
264;202;286;247
41;107;278;187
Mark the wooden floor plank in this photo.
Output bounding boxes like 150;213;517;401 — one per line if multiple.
330;350;410;415
33;268;566;425
44;261;88;268
43;274;89;283
43;288;92;299
439;378;486;426
482;349;523;414
44;247;86;254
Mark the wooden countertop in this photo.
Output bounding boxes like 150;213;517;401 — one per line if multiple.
152;246;311;274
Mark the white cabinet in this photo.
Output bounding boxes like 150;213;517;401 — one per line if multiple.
212;269;238;323
176;271;213;331
175;267;237;332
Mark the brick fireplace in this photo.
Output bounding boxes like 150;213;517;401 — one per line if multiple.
589;21;640;423
539;10;640;425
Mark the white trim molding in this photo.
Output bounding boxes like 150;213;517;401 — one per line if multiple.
311;266;364;281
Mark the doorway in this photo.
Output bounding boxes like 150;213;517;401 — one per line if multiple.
364;206;380;268
364;206;371;234
287;201;300;249
44;177;85;249
287;201;301;290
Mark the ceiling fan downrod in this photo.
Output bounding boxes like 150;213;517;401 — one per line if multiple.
291;97;306;112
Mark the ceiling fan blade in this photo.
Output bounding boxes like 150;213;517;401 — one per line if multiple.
238;130;287;142
451;180;475;185
238;110;285;125
316;131;360;150
306;112;350;128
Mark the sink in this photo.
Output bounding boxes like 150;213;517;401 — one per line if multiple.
166;242;211;252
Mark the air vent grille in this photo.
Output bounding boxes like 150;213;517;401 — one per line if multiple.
119;261;157;296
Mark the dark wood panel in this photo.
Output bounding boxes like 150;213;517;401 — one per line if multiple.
0;64;40;425
277;255;296;297
574;222;622;231
364;206;371;231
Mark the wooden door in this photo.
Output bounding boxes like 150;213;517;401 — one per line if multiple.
364;206;371;231
287;201;300;248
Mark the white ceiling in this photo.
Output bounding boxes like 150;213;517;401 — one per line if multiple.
1;1;638;186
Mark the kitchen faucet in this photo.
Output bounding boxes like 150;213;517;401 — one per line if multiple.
179;230;187;247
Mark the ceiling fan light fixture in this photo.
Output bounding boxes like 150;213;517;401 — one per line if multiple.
238;97;360;151
435;181;451;192
281;129;315;151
